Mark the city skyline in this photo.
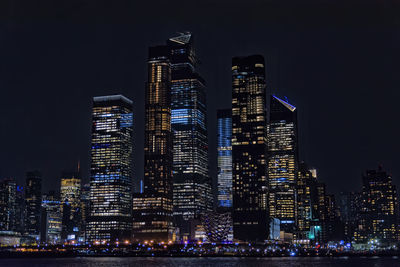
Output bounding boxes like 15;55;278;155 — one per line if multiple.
1;19;399;198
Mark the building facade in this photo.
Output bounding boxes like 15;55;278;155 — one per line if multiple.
133;45;174;242
60;171;81;243
25;171;42;240
356;167;398;245
267;95;299;234
169;33;212;240
87;95;133;243
0;179;17;232
217;109;232;209
40;192;62;244
231;55;269;242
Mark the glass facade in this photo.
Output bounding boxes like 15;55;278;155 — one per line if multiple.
217;109;232;208
132;45;174;242
231;55;269;242
267;95;299;234
168;33;212;240
87;95;133;243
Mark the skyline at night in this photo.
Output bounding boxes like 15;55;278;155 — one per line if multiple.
2;4;399;198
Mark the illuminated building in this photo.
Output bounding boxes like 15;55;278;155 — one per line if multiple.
296;162;315;240
132;193;173;242
80;183;90;242
217;109;232;208
231;55;268;242
267;95;298;234
60;171;81;242
0;179;17;231
169;33;212;240
87;95;133;243
355;167;398;245
40;192;62;244
25;171;42;239
133;44;173;242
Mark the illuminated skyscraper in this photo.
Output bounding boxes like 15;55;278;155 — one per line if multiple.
217;109;232;208
25;171;42;240
133;45;174;242
87;95;133;243
169;33;212;240
296;162;315;241
357;167;398;245
0;178;17;231
267;95;299;234
40;192;62;244
60;171;81;242
231;55;268;242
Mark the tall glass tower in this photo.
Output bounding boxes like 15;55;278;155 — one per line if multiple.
169;33;212;240
87;95;133;243
231;55;269;242
267;95;299;234
217;109;232;208
132;45;174;242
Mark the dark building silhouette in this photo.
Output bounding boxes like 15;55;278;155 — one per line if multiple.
231;55;268;242
267;95;299;234
87;95;133;243
133;44;174;242
25;171;42;240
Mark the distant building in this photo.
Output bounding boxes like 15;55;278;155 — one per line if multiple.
0;179;16;232
80;183;90;242
25;171;42;240
267;95;299;234
169;33;212;241
355;167;398;246
231;55;269;242
40;192;62;244
87;95;133;243
60;171;81;243
296;162;315;241
217;109;232;209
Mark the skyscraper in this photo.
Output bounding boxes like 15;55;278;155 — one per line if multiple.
357;167;398;245
87;95;133;244
267;95;299;234
297;162;315;241
169;33;212;240
25;171;42;240
40;192;62;244
60;171;81;243
0;178;16;232
132;44;173;242
217;109;232;209
231;55;269;242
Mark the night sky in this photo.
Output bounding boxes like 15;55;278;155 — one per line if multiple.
1;0;399;197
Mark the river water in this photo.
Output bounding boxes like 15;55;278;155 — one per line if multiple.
1;257;399;267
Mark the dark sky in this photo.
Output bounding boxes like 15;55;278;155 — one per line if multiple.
1;0;400;197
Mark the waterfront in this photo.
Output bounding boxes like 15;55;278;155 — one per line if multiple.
1;257;399;267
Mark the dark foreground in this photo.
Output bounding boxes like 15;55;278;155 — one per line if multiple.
1;257;400;267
